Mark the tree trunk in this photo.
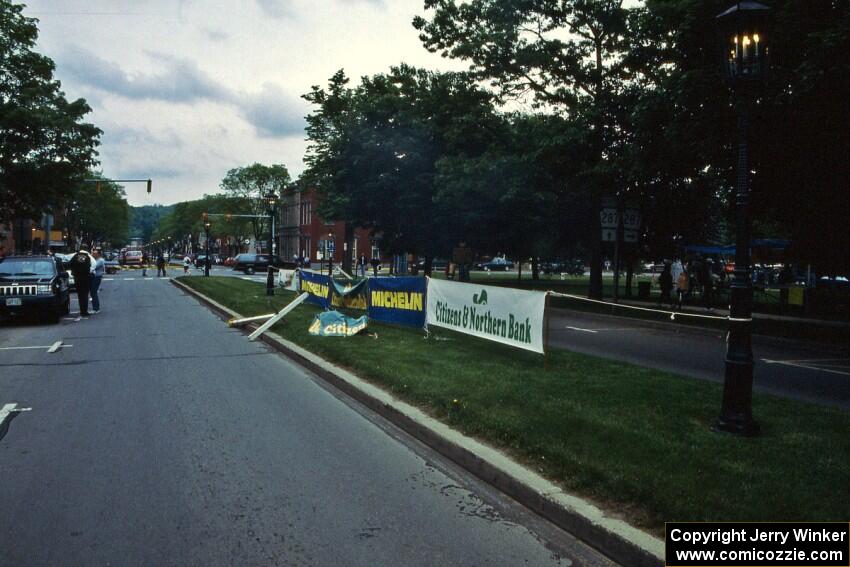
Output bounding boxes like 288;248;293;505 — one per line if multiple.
625;262;634;298
532;257;539;280
424;255;433;277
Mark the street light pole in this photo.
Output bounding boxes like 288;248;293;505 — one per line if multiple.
714;1;770;436
204;220;211;277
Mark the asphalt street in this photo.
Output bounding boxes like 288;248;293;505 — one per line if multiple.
0;271;616;567
548;309;850;411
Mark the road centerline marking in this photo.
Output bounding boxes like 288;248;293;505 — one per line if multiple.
565;326;598;333
47;341;63;353
761;358;850;377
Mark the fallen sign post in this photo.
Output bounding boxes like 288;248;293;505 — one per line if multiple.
248;292;309;341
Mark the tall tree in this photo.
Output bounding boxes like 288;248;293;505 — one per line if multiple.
414;0;633;297
219;163;291;249
0;0;101;222
303;65;500;274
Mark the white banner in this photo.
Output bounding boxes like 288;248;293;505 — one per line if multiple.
426;279;547;354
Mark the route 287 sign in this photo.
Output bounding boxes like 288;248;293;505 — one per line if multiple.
600;208;641;242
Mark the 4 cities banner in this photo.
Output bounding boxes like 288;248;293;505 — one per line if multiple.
426;279;547;354
368;276;427;328
300;270;368;310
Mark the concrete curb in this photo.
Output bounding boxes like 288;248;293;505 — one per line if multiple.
171;278;665;567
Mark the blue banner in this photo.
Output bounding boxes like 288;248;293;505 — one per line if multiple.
368;276;427;328
330;278;368;310
300;270;331;309
308;310;368;337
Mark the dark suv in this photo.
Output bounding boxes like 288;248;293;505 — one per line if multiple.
232;253;284;274
0;255;70;323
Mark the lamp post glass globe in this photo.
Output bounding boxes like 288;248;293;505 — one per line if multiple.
716;1;771;83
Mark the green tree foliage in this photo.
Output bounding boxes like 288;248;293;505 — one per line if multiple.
414;0;633;296
154;195;252;254
624;0;849;274
129;204;175;242
0;0;101;221
64;175;129;248
303;65;502;273
219;163;291;245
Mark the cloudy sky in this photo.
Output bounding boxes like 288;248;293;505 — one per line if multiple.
25;0;464;205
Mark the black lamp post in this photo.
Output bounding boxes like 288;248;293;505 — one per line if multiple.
327;232;333;277
204;220;211;277
714;1;771;436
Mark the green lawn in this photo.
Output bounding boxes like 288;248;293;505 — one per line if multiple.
180;276;850;533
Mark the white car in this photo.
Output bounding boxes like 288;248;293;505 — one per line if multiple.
55;253;76;289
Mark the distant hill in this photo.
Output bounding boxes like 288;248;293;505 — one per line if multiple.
129;204;174;242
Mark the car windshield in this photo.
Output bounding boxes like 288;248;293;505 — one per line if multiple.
0;259;56;276
237;254;256;260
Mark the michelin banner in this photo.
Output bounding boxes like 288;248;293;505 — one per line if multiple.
300;270;331;308
368;276;427;328
426;279;547;354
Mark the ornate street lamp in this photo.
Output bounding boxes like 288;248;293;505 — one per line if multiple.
327;232;334;277
714;1;771;436
265;191;278;257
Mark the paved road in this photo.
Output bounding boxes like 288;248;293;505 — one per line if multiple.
549;309;850;411
0;272;616;566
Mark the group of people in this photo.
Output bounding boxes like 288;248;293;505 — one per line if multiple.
658;257;725;311
68;245;106;317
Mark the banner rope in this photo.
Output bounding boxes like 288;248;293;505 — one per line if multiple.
545;291;751;322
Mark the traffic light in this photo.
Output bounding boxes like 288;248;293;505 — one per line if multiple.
146;179;152;193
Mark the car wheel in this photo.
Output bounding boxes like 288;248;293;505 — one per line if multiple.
246;267;254;275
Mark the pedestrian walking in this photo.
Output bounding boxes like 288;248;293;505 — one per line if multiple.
659;262;673;306
183;255;191;275
69;245;93;317
142;251;148;277
90;248;106;314
157;253;167;277
357;253;367;278
370;255;380;277
676;269;689;310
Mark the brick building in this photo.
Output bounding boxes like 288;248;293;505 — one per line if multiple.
279;187;379;268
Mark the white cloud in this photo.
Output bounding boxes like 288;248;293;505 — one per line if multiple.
26;0;463;205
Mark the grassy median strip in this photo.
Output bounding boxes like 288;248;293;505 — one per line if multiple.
180;276;850;533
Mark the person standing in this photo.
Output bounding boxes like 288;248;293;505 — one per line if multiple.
157;253;167;277
90;248;106;314
357;253;367;278
676;269;689;310
659;262;673;306
182;254;191;275
70;245;93;317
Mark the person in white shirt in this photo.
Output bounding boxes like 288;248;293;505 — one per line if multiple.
90;248;106;313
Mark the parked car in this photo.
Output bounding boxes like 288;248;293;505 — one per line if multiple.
104;259;120;274
476;257;514;271
0;255;70;323
540;260;585;276
232;253;284;274
55;253;75;289
122;249;143;266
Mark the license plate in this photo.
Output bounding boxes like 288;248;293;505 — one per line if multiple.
5;298;22;306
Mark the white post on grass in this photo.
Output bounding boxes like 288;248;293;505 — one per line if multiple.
248;292;309;341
